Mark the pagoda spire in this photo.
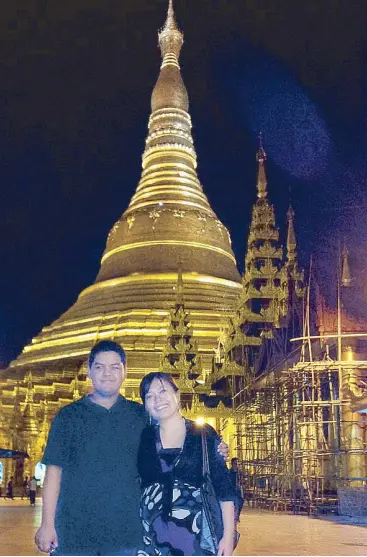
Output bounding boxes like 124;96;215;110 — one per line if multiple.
158;1;183;71
286;206;297;263
73;372;81;401
160;267;204;393
256;133;268;199
20;372;39;437
10;384;22;431
283;205;304;305
175;262;184;306
218;143;284;379
96;0;240;289
341;245;353;287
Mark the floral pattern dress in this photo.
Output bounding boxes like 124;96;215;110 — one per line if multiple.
138;447;207;556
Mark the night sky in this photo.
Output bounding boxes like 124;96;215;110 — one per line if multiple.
1;0;367;365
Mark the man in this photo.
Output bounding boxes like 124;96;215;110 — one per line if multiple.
35;340;146;556
229;457;244;523
29;476;37;506
5;476;14;500
35;340;228;555
21;476;29;499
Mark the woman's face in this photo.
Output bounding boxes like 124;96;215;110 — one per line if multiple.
145;378;180;422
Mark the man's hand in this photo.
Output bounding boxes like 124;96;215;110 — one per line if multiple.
35;523;58;554
218;439;229;461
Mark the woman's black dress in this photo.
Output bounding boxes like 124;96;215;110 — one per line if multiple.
137;419;236;556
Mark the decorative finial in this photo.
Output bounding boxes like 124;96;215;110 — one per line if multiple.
163;0;179;32
286;206;297;261
158;0;183;65
341;244;353;287
256;132;267;199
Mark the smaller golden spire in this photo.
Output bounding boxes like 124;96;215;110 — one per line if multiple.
21;372;39;436
23;371;34;404
73;372;81;401
341;245;353;287
41;399;49;430
256;133;267;199
175;261;184;306
286;206;297;262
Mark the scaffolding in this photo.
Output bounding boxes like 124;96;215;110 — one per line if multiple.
233;334;367;515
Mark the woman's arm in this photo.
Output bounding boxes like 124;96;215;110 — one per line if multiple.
218;501;235;556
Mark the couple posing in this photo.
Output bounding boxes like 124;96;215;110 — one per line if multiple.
35;340;237;556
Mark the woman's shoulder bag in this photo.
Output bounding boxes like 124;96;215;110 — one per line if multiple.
200;429;224;555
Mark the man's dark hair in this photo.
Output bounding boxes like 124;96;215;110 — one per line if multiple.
140;371;178;405
88;340;126;367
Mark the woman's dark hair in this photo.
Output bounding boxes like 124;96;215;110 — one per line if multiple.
140;372;179;405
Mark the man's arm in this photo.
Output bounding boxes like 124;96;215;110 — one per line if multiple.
35;465;62;553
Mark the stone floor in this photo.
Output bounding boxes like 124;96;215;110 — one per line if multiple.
1;498;367;555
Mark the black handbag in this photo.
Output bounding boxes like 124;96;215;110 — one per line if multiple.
200;430;224;555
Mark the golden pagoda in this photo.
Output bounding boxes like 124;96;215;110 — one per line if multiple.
0;0;241;476
214;139;304;388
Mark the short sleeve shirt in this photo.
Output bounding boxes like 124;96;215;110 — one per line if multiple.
42;395;147;553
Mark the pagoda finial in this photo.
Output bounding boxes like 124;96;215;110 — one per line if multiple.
341;244;353;287
164;0;178;32
256;132;267;199
158;0;183;64
286;206;297;262
151;0;187;112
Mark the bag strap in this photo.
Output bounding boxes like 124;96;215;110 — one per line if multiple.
201;429;210;478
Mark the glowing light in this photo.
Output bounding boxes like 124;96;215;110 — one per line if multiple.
345;349;355;362
195;417;205;425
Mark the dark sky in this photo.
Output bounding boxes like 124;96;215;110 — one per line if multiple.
1;0;367;365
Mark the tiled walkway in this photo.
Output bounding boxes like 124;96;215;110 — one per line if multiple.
1;499;367;555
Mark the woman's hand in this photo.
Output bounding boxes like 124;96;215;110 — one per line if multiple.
217;533;234;556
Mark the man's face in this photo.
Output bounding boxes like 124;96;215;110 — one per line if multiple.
88;350;125;397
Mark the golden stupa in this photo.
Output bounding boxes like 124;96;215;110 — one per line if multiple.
4;0;241;398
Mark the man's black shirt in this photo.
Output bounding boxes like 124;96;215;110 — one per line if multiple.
42;395;147;554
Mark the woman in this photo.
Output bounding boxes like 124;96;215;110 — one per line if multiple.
137;372;236;556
